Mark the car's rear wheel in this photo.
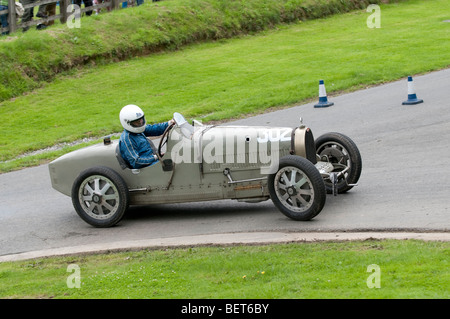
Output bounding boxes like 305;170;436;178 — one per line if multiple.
269;155;326;221
71;166;129;227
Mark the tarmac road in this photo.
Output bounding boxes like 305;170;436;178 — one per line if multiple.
1;69;449;261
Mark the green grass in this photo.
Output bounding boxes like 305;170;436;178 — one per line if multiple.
0;0;389;102
0;240;448;299
1;0;449;172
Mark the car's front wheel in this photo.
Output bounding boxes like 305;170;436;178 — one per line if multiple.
269;155;326;221
71;166;129;227
315;132;362;194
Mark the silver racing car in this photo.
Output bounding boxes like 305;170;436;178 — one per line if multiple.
48;113;362;227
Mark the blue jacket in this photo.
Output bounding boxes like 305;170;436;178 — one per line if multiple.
119;122;169;169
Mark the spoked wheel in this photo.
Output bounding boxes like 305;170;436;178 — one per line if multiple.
269;155;326;221
315;132;362;194
71;166;129;227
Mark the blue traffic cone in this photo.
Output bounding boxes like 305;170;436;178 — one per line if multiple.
402;76;423;105
314;80;334;108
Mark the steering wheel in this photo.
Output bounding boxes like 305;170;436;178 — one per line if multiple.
158;122;176;158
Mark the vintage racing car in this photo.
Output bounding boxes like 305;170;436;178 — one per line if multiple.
48;113;362;227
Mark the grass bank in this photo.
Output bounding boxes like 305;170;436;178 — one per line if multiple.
0;0;393;102
0;0;449;171
0;240;448;299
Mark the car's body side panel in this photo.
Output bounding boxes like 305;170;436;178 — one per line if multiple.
49;142;122;196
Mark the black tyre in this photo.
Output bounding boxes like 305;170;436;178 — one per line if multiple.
71;166;129;227
315;132;362;194
268;155;326;221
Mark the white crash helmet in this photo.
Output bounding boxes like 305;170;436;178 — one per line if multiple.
119;104;147;133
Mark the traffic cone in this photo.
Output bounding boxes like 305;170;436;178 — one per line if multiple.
402;76;423;105
314;80;334;108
